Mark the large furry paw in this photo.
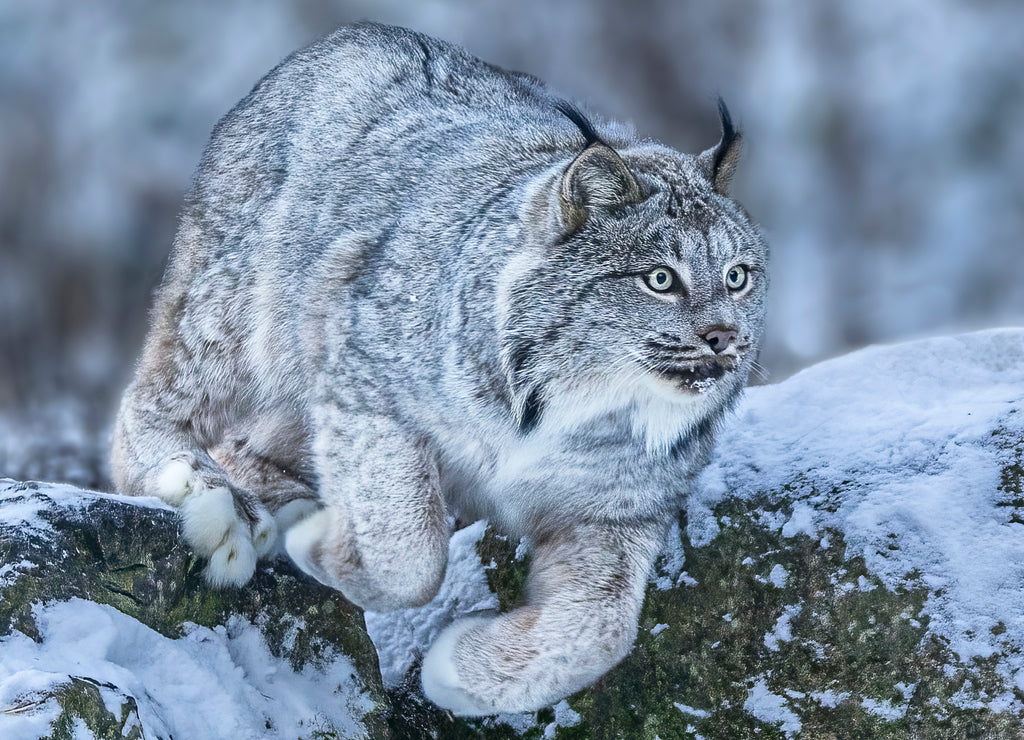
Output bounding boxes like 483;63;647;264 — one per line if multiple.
421;616;499;716
283;508;444;612
154;455;277;587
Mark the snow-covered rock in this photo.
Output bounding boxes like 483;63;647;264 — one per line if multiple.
2;328;1022;738
0;481;387;739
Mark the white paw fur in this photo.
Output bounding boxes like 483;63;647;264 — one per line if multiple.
421;616;495;716
251;507;279;558
153;457;197;506
178;484;257;587
206;527;258;588
283;508;331;583
273;499;322;549
180;485;238;555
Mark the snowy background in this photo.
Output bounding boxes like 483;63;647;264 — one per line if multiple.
2;0;1023;488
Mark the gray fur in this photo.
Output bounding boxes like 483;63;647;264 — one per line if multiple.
112;22;768;714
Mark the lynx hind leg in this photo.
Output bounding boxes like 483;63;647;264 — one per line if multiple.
153;452;272;587
421;523;665;715
284;411;449;612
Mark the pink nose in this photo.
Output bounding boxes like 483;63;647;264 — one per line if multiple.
702;326;738;354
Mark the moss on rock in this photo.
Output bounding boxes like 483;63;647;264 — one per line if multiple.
5;466;1022;739
43;677;144;740
423;486;1024;739
543;487;1024;739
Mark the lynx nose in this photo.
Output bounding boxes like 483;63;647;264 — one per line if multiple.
702;326;738;354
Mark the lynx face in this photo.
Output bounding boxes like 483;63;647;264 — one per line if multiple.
572;183;765;398
502;138;767;445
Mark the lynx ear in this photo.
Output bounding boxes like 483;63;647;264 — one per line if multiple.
559;143;642;232
698;97;743;196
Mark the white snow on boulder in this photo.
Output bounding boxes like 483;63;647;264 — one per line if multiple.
0;599;374;739
694;328;1024;681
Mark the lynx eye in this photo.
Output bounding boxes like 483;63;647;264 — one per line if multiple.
645;267;676;293
725;265;749;292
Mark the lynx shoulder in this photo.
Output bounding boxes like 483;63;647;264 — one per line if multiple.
112;22;767;715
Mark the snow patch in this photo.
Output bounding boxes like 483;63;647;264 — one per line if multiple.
764;604;802;651
768;564;789;588
674;701;710;718
364;520;499;687
0;599;374;739
701;329;1024;692
543;699;581;737
744;677;802;736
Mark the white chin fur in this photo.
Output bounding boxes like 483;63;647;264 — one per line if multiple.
421;616;495;716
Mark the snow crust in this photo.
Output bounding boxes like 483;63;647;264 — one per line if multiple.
364;520;498;686
694;328;1024;686
0;481;170;544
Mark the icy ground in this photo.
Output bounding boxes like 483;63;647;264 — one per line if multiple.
1;328;1022;737
0;599;374;739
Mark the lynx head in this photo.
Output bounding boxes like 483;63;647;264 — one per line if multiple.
499;99;767;450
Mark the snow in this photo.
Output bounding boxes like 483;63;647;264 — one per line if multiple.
744;677;802;736
364;519;499;687
764;604;801;651
693;327;1024;688
767;564;789;588
674;702;710;719
0;481;171;559
653;519;687;590
543;699;581;737
0;599;374;740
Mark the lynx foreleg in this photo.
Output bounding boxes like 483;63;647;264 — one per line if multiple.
112;374;275;587
284;409;449;612
421;520;666;715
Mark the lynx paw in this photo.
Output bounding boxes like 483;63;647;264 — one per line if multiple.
179;486;257;587
251;507;279;558
154;456;274;587
153;456;201;507
421;616;496;716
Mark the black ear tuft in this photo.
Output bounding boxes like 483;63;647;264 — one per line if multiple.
699;97;744;196
555;99;642;232
555;100;603;147
712;98;740;181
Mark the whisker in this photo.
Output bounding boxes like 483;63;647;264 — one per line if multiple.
749;359;770;382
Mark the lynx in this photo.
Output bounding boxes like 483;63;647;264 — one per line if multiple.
112;22;767;715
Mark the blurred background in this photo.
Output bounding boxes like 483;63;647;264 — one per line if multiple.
2;0;1022;488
